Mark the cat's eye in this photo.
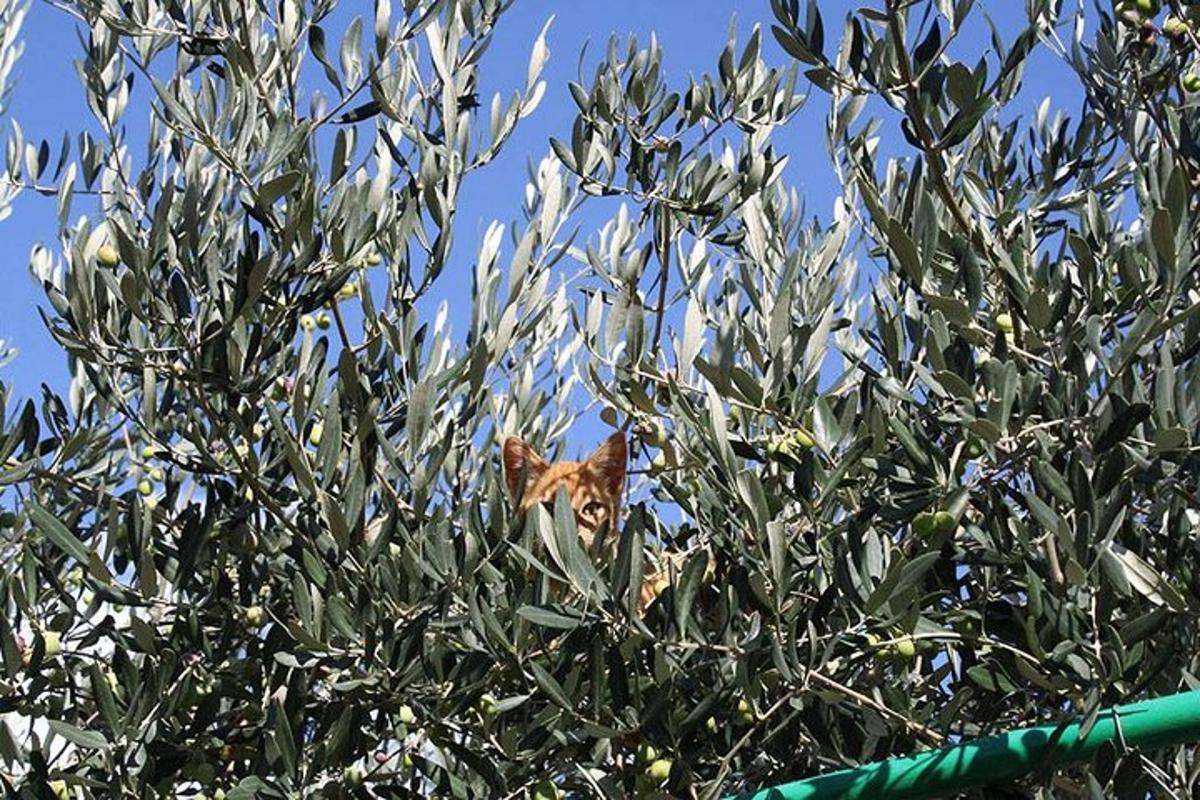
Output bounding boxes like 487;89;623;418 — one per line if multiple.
581;501;606;519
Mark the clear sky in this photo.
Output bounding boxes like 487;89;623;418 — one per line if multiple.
0;1;1075;410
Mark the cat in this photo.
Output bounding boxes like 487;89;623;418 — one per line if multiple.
502;432;627;553
503;432;677;609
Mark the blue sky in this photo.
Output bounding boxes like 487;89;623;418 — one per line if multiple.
0;0;1074;412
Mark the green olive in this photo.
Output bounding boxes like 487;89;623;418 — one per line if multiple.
912;512;938;538
790;429;815;449
646;758;673;782
96;244;120;267
1163;17;1189;37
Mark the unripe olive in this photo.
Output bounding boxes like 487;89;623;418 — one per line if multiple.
995;313;1014;333
1183;74;1200;92
308;422;324;447
316;312;331;330
96;244;120;267
244;606;266;627
912;512;937;538
300;315;315;332
398;704;416;725
1163;16;1189;38
646;758;673;782
137;479;153;496
790;429;814;449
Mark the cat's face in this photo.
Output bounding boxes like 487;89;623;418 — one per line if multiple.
502;433;627;548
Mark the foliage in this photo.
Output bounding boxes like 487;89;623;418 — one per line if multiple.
2;0;1200;798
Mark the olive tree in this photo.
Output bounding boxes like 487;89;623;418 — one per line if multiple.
2;0;1200;798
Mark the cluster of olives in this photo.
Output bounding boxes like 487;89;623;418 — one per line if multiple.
1115;0;1200;89
912;509;957;538
632;742;673;797
136;444;166;509
765;427;814;460
301;280;359;332
864;631;921;661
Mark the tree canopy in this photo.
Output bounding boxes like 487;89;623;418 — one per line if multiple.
2;0;1200;798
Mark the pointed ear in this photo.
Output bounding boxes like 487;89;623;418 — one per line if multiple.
586;432;627;496
502;437;547;500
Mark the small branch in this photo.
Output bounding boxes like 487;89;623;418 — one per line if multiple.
648;204;672;362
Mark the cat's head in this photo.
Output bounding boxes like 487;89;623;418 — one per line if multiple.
502;432;627;547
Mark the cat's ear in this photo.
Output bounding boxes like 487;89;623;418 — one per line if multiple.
502;437;547;500
586;432;627;496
